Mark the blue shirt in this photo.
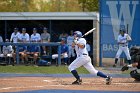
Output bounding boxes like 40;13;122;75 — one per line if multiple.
59;44;68;54
27;46;40;52
18;46;27;52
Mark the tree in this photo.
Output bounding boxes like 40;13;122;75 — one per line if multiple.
78;0;99;11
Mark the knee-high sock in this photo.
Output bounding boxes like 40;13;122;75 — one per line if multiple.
115;58;118;64
71;70;80;80
97;71;108;78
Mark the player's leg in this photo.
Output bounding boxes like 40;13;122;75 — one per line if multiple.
113;47;123;67
124;47;131;64
83;56;112;85
68;57;87;84
33;52;38;65
63;53;68;65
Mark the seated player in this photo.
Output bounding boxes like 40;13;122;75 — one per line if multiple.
52;38;68;65
27;46;40;65
13;45;28;65
0;39;14;65
27;28;41;65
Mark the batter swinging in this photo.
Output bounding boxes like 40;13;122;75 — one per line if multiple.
113;29;132;67
68;31;112;85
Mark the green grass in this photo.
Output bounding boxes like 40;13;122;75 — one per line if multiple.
0;65;89;74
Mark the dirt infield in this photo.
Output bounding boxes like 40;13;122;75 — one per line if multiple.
0;77;140;92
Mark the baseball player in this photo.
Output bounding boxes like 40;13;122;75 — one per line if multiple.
113;29;132;67
68;31;112;85
10;28;20;43
18;28;29;42
28;28;41;65
41;27;50;55
30;28;41;42
52;38;68;65
121;46;140;81
67;30;75;62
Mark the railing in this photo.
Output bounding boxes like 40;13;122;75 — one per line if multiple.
0;42;62;65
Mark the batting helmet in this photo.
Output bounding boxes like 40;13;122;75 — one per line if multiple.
74;31;82;38
120;29;126;33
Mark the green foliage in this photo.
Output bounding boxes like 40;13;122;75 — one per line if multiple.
78;0;99;11
0;0;99;12
0;66;89;74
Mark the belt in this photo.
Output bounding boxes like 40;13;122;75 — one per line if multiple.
78;53;87;57
83;53;87;55
121;45;128;47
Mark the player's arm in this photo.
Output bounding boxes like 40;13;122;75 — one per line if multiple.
10;33;13;42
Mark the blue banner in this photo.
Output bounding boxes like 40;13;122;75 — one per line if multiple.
100;0;140;58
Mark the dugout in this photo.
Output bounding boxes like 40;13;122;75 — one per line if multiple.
0;12;99;65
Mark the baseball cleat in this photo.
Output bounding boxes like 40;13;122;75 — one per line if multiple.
106;76;112;85
72;78;82;85
113;64;116;67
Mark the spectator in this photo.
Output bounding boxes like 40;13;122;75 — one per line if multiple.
13;28;29;65
13;45;28;65
41;27;50;55
67;30;75;62
18;28;29;42
86;41;91;56
0;35;3;54
27;28;41;65
10;27;20;43
27;46;40;65
0;39;14;65
30;28;41;42
52;38;68;65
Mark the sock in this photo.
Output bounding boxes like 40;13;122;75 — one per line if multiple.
71;70;80;80
127;60;131;64
115;58;118;64
97;71;107;78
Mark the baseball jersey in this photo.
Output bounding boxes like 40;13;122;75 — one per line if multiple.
2;45;13;54
41;33;50;42
75;38;88;57
118;33;130;46
67;36;74;45
27;46;40;52
10;32;20;43
59;44;68;54
30;33;41;41
18;46;27;52
19;33;30;42
0;36;3;42
86;43;91;52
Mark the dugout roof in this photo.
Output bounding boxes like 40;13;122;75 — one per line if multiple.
0;12;98;20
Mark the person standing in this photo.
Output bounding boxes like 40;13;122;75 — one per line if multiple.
67;30;75;63
113;29;132;67
68;31;112;85
10;27;20;43
41;27;50;55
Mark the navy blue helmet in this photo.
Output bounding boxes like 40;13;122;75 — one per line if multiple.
74;31;82;38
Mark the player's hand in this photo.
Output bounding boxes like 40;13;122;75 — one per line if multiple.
73;38;78;44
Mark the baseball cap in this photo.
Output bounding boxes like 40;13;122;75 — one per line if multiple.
61;38;66;42
22;28;26;31
43;27;48;30
14;28;18;30
33;28;37;31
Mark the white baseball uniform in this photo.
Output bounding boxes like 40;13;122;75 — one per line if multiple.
67;35;75;57
115;33;131;60
30;33;41;42
10;32;20;43
68;38;98;75
19;33;30;42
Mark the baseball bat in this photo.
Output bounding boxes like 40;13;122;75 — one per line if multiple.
82;28;96;37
